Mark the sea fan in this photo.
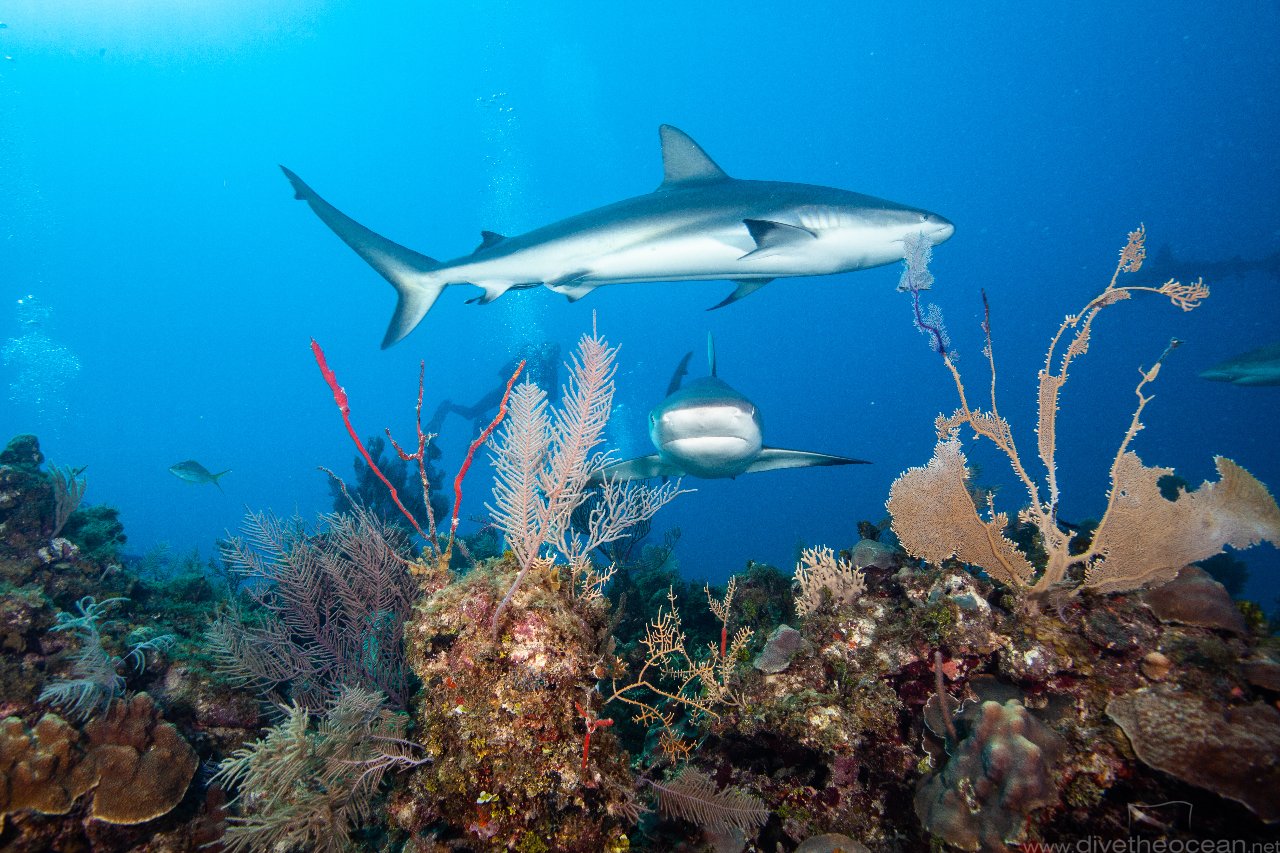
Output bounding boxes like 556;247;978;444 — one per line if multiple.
648;768;768;833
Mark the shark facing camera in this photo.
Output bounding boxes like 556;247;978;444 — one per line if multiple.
594;333;867;481
282;125;954;347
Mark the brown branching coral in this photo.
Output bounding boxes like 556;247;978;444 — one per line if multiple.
598;587;750;753
212;687;423;853
888;226;1280;596
207;505;415;708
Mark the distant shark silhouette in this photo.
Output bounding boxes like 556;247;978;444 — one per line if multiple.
281;125;954;347
595;335;868;481
1133;244;1280;289
1200;342;1280;386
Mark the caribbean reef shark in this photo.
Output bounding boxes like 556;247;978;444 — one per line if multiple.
595;335;868;481
281;125;954;347
1200;342;1280;386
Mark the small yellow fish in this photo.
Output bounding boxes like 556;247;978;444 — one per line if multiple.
168;460;230;492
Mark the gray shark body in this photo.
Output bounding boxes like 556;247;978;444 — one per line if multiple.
1200;342;1280;386
282;125;954;347
597;336;868;481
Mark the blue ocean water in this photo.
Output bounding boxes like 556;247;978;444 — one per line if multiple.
1;2;1277;603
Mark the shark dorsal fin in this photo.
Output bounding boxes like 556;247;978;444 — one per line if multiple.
474;230;507;253
658;125;730;189
707;331;717;378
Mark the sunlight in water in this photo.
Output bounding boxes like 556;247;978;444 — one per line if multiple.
2;294;80;434
476;90;546;357
1;0;328;57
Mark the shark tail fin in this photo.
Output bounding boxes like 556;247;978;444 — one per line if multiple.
707;332;717;378
666;351;693;396
211;470;231;493
280;166;448;348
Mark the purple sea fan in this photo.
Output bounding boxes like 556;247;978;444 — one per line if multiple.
207;506;415;709
898;232;950;356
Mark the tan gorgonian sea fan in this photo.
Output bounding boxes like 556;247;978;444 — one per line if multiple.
887;226;1280;596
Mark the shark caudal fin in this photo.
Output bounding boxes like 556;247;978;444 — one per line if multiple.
210;470;231;493
280;166;447;348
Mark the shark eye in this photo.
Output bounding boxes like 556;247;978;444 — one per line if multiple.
919;214;929;223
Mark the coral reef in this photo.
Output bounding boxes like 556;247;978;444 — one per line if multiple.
0;434;261;850
399;559;638;850
8;230;1280;851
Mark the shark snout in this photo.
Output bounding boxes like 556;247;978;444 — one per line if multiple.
924;213;954;244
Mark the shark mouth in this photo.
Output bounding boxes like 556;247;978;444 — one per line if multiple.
661;435;754;458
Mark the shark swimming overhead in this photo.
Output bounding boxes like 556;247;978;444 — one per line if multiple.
595;335;869;482
281;125;954;347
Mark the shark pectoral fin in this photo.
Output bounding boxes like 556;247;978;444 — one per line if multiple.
280;167;447;349
544;270;596;303
739;219;817;259
657;125;731;189
473;230;507;253
744;447;871;474
590;455;684;483
708;279;774;310
1233;374;1280;386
